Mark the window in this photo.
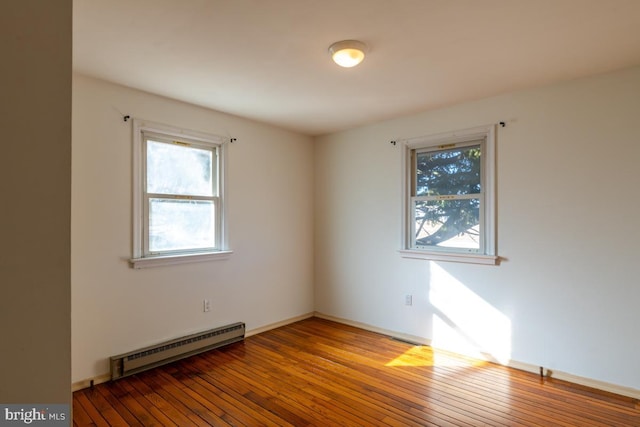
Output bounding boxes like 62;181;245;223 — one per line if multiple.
400;125;497;265
130;120;232;268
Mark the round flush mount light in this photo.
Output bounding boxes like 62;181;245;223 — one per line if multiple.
328;40;368;68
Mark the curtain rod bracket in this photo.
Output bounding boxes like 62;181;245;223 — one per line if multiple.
123;115;130;122
390;140;397;146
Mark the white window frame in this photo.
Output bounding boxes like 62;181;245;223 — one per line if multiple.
130;119;232;268
399;125;498;265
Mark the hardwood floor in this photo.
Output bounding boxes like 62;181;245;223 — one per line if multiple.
74;317;640;426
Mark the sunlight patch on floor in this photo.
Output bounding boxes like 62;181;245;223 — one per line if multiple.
385;344;488;368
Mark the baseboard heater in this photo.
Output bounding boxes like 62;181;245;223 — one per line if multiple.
110;322;245;380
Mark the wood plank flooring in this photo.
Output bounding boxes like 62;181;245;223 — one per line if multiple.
74;317;640;426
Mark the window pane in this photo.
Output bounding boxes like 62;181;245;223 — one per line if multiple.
416;145;481;196
149;199;215;252
414;198;480;250
147;140;213;196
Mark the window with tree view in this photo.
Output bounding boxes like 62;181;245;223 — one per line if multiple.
402;125;496;263
412;142;483;251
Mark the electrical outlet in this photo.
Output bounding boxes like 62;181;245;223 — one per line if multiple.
405;294;413;306
203;299;211;312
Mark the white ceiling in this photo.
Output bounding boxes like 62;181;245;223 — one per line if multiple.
73;0;640;136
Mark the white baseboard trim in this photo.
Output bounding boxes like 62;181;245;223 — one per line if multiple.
506;360;640;400
314;312;432;346
315;312;640;400
554;371;640;400
246;312;315;337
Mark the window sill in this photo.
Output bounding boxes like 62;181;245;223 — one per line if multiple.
399;249;499;265
129;250;233;269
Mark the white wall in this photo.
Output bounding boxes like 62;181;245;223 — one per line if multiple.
72;75;314;382
0;1;71;404
315;66;640;391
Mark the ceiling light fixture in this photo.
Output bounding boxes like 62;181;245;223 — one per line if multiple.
328;40;368;68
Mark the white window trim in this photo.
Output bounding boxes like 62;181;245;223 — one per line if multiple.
129;119;232;269
399;124;498;265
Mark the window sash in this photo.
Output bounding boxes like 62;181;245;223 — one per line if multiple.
141;135;219;257
143;134;219;196
145;138;217;197
412;140;483;198
410;194;484;253
410;140;485;253
143;195;220;256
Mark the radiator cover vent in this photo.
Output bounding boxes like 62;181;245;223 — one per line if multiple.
110;322;245;380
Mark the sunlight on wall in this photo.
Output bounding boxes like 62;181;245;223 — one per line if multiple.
429;263;512;364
